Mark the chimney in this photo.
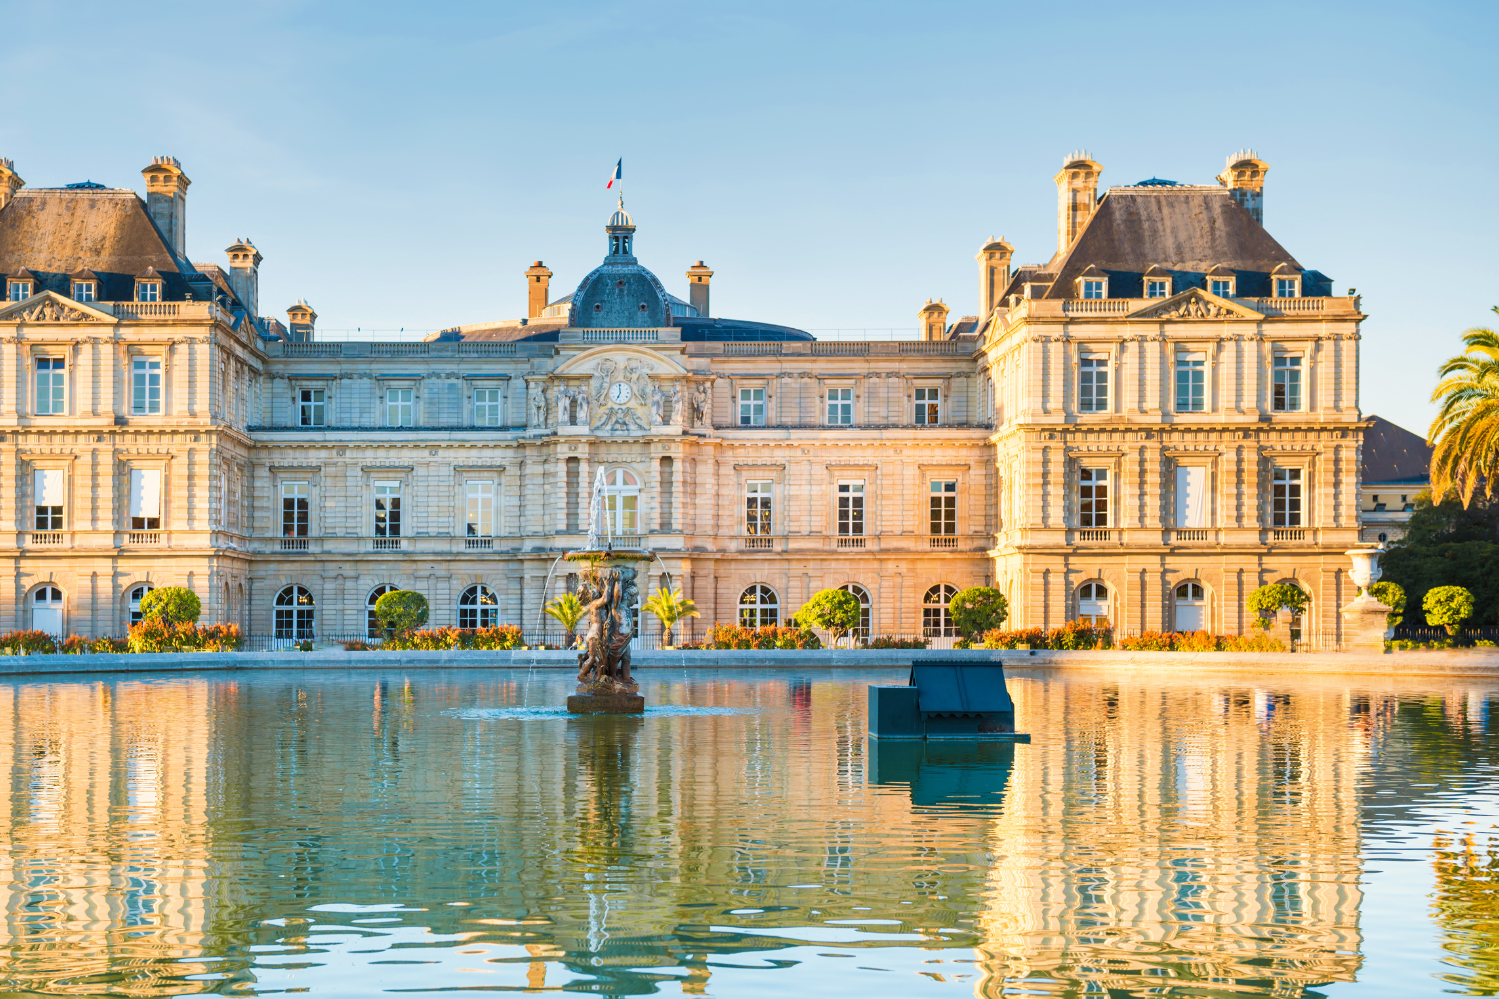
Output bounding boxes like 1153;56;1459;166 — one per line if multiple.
1218;149;1269;225
286;300;317;342
0;158;23;210
525;261;552;318
141;156;190;256
975;237;1013;317
225;239;262;316
686;260;713;317
1054;150;1102;255
918;298;950;341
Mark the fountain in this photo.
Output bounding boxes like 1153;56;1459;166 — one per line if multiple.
564;469;653;714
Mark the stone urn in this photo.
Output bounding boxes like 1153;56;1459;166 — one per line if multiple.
1340;546;1393;653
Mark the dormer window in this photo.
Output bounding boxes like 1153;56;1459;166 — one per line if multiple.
1081;279;1106;300
136;281;161;302
7;278;32;301
1210;277;1236;297
1145;279;1169;299
71;281;96;302
1276;277;1300;298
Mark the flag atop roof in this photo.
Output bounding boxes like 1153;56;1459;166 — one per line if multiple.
606;158;621;190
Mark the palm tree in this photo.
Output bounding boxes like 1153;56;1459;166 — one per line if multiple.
1430;313;1499;506
544;592;585;647
643;586;700;647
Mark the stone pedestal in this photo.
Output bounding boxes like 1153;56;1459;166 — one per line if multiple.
567;691;645;714
1339;593;1393;653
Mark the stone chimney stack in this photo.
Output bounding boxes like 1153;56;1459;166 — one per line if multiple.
1217;149;1269;225
975;237;1014;317
286;300;317;342
0;159;23;210
225;239;262;317
686;260;713;317
1054;150;1102;255
918;299;951;341
525;261;552;318
141;156;190;256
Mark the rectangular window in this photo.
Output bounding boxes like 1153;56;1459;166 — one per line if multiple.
8;281;31;301
827;387;853;425
33;469;63;531
385;388;413;427
1079;468;1108;528
71;281;96;302
137;282;160;302
474;388;502;426
131;358;162;415
298;388;326;427
374;480;402;537
1273;355;1302;412
1145;280;1169;299
738;387;764;426
745;480;773;535
1079;357;1108;413
1082;280;1105;300
1276;278;1299;298
1175;465;1207;528
35;358;64;415
914;387;940;425
1273;468;1302;527
281;481;309;537
929;480;956;535
128;468;161;530
837;481;865;535
466;480;495;537
1210;279;1234;297
1175;354;1206;412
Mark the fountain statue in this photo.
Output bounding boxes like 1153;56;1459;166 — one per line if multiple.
564;468;652;713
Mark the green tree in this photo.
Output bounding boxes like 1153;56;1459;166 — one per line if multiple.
948;586;1009;641
137;586;201;626
1367;581;1406;628
374;590;428;634
1380;492;1499;628
794;588;862;647
1429;311;1499;506
544;592;586;645
1247;582;1309;628
643;586;700;647
1425;585;1475;636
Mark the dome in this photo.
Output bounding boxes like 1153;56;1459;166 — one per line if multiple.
568;263;672;328
608;199;634;229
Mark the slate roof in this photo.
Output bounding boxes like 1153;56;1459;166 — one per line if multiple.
0;187;229;305
1362;415;1432;485
1002;186;1331;302
431;315;812;343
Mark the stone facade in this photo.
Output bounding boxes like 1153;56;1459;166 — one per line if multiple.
0;151;1372;643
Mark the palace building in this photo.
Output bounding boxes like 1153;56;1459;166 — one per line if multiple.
0;150;1369;643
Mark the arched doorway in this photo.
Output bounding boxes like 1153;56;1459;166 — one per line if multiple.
923;584;958;646
739;585;779;628
275;585;315;640
32;586;63;636
459;584;498;629
367;584;398;637
1076;582;1110;627
128;584;154;629
838;583;872;645
1174;581;1207;632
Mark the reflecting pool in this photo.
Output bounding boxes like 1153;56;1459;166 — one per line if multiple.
2;667;1499;996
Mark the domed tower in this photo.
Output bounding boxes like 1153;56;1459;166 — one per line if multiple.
567;199;674;328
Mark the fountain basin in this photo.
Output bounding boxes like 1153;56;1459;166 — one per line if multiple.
567;689;646;713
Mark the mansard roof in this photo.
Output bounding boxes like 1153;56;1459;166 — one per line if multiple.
1362;415;1432;485
430;314;813;344
1005;186;1330;301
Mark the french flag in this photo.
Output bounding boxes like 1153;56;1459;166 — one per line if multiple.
606;158;621;189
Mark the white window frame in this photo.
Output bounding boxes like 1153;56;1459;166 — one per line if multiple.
1078;355;1108;413
738;584;779;628
1078;467;1109;528
929;480;956;536
8;280;33;301
473;387;503;427
1209;277;1236;297
298;387;326;427
1272;467;1303;527
71;280;96;302
34;357;65;416
1145;279;1170;299
603;468;639;534
281;481;309;537
374;480;402;537
1175;352;1206;413
465;479;496;537
914;386;940;425
1272;354;1303;412
385;388;414;427
744;479;773;535
826;387;854;426
1081;278;1107;300
128;467;163;530
1275;276;1300;298
837;480;865;536
136;281;161;303
738;387;765;426
33;467;65;531
131;357;163;415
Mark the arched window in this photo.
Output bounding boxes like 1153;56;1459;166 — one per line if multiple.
739;585;779;628
367;584;399;637
129;584;154;627
839;583;871;640
275;585;315;640
459;584;498;629
1077;582;1110;627
923;584;958;638
604;469;639;534
32;586;63;636
1174;581;1207;632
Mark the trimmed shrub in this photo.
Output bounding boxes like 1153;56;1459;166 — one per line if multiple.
379;626;523;651
1367;581;1406;627
794;589;862;645
1115;630;1285;652
978;622;1110;650
704;624;822;650
1424;585;1475;636
138;587;202;625
948;587;1009;640
127;620;244;653
864;636;928;649
374;590;429;634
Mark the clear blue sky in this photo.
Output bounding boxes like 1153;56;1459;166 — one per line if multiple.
3;0;1494;434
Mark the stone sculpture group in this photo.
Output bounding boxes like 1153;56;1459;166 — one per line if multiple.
574;564;639;694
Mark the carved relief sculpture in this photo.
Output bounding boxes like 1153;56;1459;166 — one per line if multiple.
650;383;666;425
692;381;711;427
670;381;684;424
528;382;547;428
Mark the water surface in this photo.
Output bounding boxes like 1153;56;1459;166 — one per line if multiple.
2;666;1498;996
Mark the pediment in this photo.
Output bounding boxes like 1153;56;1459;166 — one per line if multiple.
1126;287;1262;321
553;343;689;378
0;290;116;324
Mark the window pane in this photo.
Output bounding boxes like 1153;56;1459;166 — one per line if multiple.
474;388;502;426
132;359;162;415
374;481;402;536
1079;358;1108;412
281;481;309;537
466;480;495;536
929;480;956;534
745;480;772;534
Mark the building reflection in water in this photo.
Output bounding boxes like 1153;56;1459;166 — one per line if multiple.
1;671;1496;996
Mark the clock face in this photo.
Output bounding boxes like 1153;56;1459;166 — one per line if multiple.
609;382;632;404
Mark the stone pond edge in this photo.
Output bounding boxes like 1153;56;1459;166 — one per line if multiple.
0;647;1497;678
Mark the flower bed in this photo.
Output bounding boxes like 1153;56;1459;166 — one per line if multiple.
127;621;244;653
969;622;1286;652
345;626;524;651
693;625;823;650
